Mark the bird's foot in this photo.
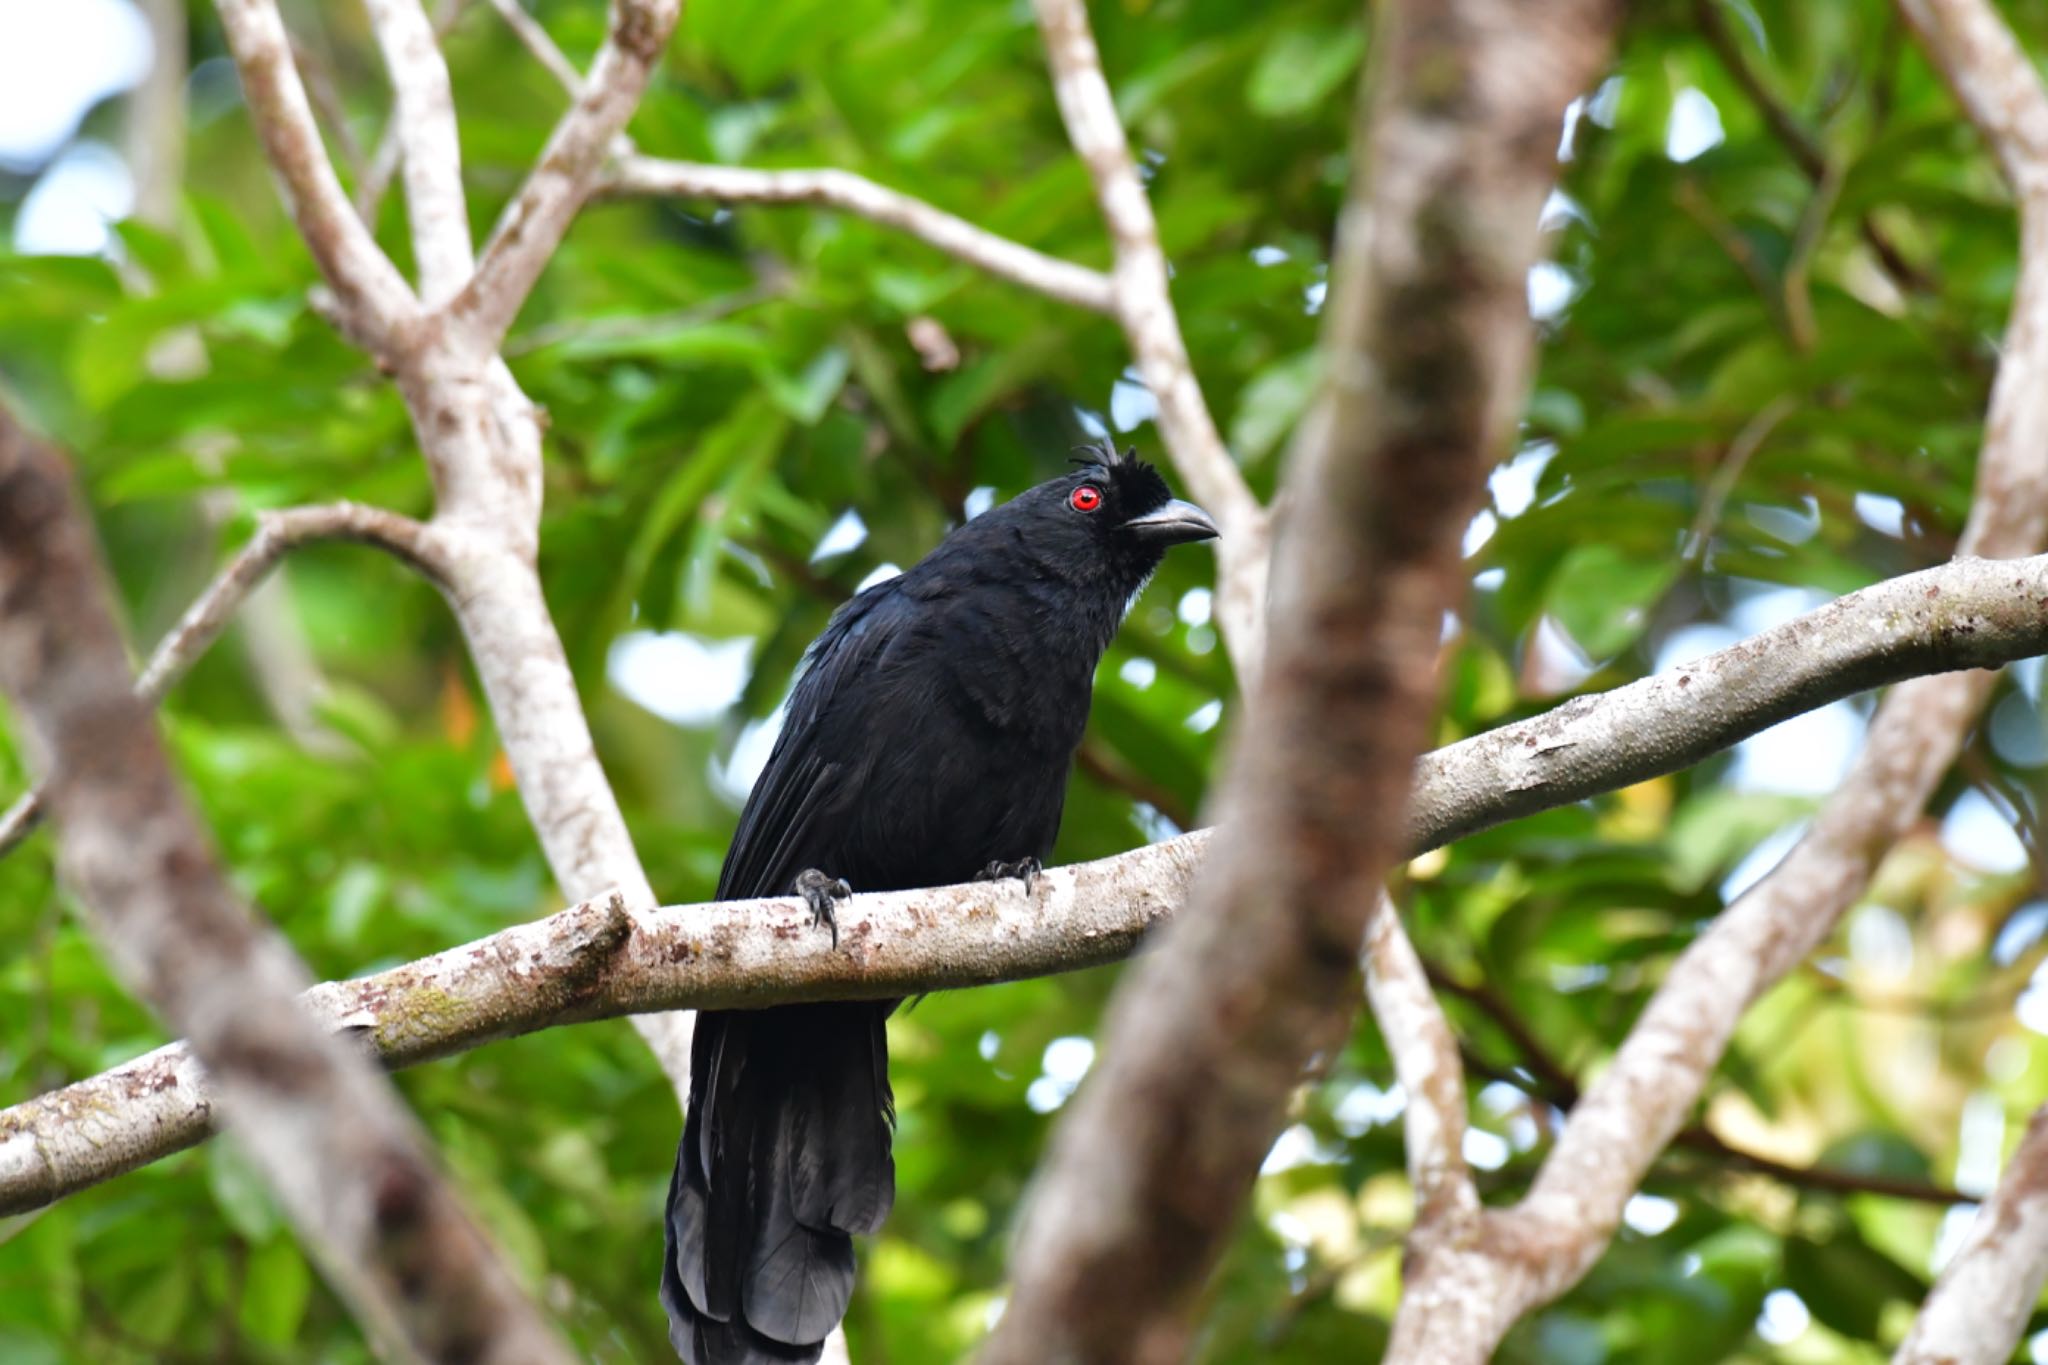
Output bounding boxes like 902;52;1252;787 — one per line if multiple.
794;868;852;948
977;856;1043;894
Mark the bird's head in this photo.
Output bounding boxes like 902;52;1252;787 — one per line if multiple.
984;440;1218;595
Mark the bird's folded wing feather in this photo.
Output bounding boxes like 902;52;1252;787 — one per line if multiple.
717;583;920;901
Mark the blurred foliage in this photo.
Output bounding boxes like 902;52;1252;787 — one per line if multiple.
5;0;2048;1360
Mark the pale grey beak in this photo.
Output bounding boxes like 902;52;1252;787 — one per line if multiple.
1123;498;1219;545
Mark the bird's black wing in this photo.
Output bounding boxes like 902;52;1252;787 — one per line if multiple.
716;579;918;902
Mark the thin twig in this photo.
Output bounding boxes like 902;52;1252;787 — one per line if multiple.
1435;968;1971;1206
486;0;589;97
603;157;1119;315
215;0;419;355
444;0;682;353
1691;0;1936;294
0;502;443;860
1682;394;1799;564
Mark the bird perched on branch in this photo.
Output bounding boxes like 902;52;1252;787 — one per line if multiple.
660;442;1219;1364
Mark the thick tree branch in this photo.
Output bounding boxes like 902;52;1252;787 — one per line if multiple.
1896;1106;2048;1364
364;0;476;304
215;0;420;354
0;841;1196;1215
0;502;444;860
985;5;1621;1361
601;157;1118;315
1888;8;2048;1360
14;545;2048;1213
444;0;682;354
1031;0;1271;678
1385;0;2048;1355
0;416;571;1365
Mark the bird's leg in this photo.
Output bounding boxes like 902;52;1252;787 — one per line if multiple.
977;855;1043;894
794;868;853;948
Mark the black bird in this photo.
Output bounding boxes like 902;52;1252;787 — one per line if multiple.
660;443;1219;1364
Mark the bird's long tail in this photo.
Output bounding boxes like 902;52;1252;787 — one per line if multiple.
662;1002;895;1365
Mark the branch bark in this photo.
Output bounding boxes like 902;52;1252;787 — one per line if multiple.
364;0;475;304
0;415;572;1365
1384;0;2048;1355
1365;898;1474;1230
1895;1106;2048;1365
486;0;591;96
13;536;2048;1213
1031;0;1272;679
1886;5;2048;1360
983;5;1620;1360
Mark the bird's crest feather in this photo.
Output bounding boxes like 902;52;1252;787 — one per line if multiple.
1067;439;1171;513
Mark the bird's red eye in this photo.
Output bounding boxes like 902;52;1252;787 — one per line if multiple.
1070;485;1103;512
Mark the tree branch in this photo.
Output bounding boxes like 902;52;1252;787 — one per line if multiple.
482;0;1119;317
444;0;682;354
1365;899;1474;1228
486;0;591;96
364;0;475;305
601;156;1118;315
0;414;571;1364
218;0;707;1289
214;0;420;354
1886;8;2048;1360
0;502;444;861
1385;0;2048;1354
1030;0;1272;678
0;840;1198;1215
1896;1106;2048;1364
985;4;1621;1360
15;544;2048;1214
1435;969;1972;1206
354;0;472;224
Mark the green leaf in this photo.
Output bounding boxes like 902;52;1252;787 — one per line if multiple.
237;1237;311;1346
1229;350;1319;465
1544;543;1678;659
1247;24;1366;119
207;1143;282;1244
757;345;850;425
1782;1228;1925;1342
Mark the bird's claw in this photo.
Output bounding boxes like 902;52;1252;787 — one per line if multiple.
795;868;852;948
977;856;1042;894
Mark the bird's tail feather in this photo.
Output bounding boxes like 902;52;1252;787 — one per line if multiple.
663;1003;895;1365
